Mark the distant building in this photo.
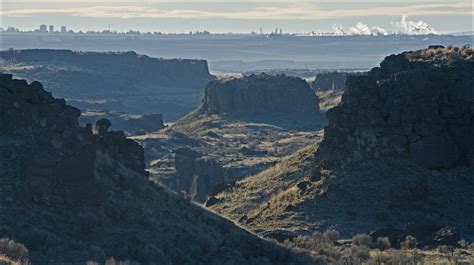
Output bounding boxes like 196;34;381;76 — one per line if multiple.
61;26;67;33
39;25;48;33
49;25;54;33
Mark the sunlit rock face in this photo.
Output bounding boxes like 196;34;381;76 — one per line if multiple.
203;73;320;116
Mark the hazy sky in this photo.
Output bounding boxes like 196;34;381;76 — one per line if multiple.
1;1;473;34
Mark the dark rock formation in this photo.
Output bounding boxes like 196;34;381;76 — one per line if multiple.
174;148;225;202
174;147;200;193
316;47;474;169
0;73;147;206
0;73;311;265
80;112;165;135
203;73;319;115
311;72;349;92
0;49;216;120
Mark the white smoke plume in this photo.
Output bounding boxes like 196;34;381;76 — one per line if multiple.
332;24;345;35
350;22;388;36
393;15;436;35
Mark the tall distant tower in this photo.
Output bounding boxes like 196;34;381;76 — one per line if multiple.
49;25;54;33
259;27;263;35
39;25;47;33
60;26;67;33
279;28;283;35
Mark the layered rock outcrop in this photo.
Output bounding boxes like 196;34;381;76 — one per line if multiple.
203;74;319;115
311;72;349;92
0;49;216;120
316;46;474;169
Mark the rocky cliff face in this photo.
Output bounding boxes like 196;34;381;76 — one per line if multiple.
174;148;225;202
0;74;311;264
209;47;474;243
311;72;349;92
316;46;474;169
0;49;216;120
203;74;319;115
0;73;147;204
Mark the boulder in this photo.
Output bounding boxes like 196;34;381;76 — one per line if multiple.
94;119;112;136
205;196;223;207
432;227;461;246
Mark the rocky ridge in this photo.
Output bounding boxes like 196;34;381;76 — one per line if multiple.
0;73;313;264
0;49;216;121
209;46;474;244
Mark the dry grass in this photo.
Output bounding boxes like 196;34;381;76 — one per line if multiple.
0;239;29;265
283;230;474;265
406;45;473;63
209;143;320;233
316;90;343;111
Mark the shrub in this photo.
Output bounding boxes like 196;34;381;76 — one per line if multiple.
285;230;342;263
400;235;417;250
457;240;468;249
349;245;371;261
376;237;391;251
352;234;372;247
0;238;29;263
323;229;340;244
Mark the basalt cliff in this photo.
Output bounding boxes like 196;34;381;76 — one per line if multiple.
316;46;474;169
203;73;319;116
0;49;215;121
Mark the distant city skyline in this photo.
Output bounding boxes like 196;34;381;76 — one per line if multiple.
1;1;473;34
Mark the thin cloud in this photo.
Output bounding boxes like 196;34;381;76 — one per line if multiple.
1;3;473;20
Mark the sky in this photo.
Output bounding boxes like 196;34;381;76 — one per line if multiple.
1;1;473;34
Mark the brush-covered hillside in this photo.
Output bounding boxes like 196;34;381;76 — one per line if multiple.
0;73;314;265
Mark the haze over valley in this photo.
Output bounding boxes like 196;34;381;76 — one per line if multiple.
1;1;473;264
